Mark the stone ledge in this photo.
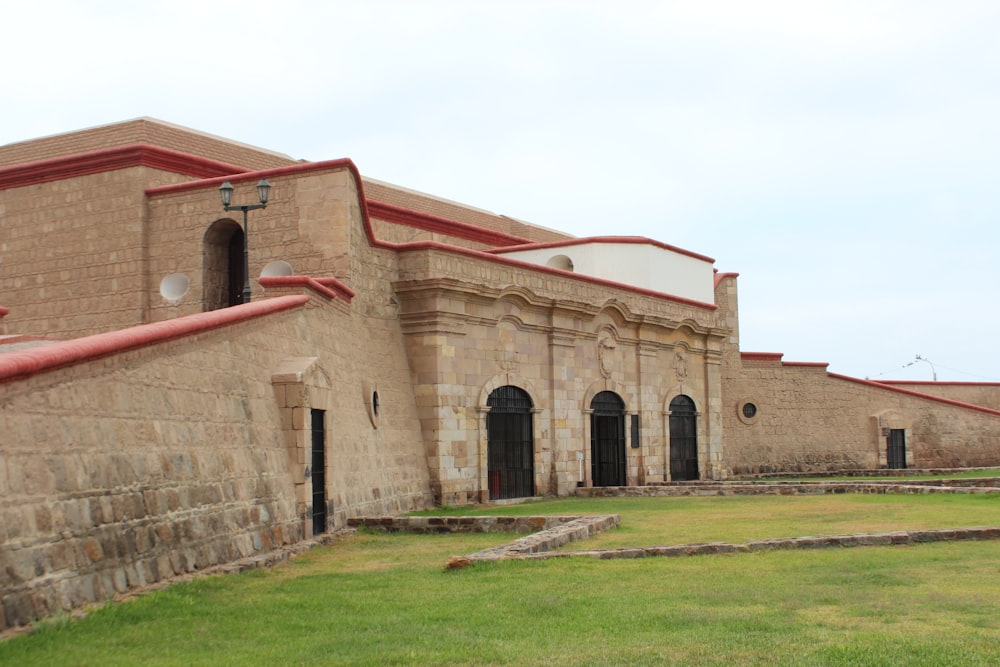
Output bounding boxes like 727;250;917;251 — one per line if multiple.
576;481;1000;497
544;525;1000;562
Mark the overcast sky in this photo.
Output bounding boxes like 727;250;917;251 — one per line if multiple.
4;1;1000;381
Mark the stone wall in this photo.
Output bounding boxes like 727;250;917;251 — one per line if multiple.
0;290;433;632
716;275;1000;474
875;381;1000;411
0;166;192;339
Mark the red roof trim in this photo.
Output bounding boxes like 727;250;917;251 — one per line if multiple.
489;236;716;264
366;200;531;247
741;352;784;362
714;271;739;288
830;373;1000;417
147;158;715;311
386;239;718;311
783;361;830;368
875;380;1000;388
0;144;246;190
259;275;355;302
0;295;308;384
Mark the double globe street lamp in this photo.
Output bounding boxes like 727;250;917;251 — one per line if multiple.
219;178;271;304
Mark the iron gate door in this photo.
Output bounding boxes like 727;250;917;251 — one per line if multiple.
669;395;699;481
591;391;626;486
311;409;327;534
487;386;534;500
887;428;907;469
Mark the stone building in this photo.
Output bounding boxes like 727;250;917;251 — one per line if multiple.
2;118;1000;630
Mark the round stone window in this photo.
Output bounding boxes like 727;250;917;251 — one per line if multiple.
737;400;760;425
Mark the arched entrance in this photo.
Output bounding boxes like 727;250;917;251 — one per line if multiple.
486;386;534;500
591;391;626;486
203;219;245;310
669;395;699;481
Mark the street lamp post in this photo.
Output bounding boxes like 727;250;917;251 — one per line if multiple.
219;179;271;303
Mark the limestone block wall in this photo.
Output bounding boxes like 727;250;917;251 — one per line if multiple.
0;167;192;339
0;291;432;631
722;358;1000;473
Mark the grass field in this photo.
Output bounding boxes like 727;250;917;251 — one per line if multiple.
2;493;1000;666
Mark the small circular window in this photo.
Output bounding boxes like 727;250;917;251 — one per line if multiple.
737;400;760;425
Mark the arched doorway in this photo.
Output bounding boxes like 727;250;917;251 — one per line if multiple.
203;219;245;310
487;386;534;500
669;395;699;481
591;391;626;486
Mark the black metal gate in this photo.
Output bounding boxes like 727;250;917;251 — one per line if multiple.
487;386;534;500
591;391;626;486
887;428;907;469
669;395;699;481
311;409;327;534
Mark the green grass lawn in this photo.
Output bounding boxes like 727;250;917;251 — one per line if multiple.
3;494;1000;666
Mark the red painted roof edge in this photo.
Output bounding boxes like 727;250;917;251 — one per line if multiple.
829;372;1000;417
384;239;718;311
875;380;1000;388
259;275;355;302
783;361;830;368
0;295;309;385
488;236;716;264
741;352;785;362
366;200;532;247
0;144;247;189
715;271;740;288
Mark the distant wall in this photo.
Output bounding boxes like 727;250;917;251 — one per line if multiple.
0;291;432;632
875;382;1000;411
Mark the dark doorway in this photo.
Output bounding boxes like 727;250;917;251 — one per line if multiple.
227;228;245;306
203;219;244;310
669;395;699;481
487;386;535;500
311;409;327;535
887;428;907;469
591;391;626;486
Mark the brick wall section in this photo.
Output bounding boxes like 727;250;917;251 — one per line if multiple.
0;167;191;338
875;382;1000;411
0;290;433;631
363;179;572;244
0;118;297;171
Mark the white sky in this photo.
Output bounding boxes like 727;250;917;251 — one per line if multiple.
4;1;1000;381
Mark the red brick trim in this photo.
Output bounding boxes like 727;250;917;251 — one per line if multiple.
366;200;531;247
0;144;246;189
783;361;830;369
259;276;355;302
0;295;309;384
489;236;716;264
